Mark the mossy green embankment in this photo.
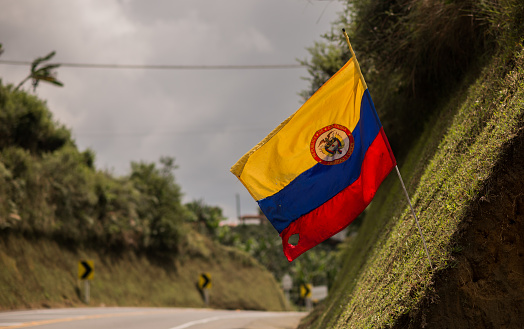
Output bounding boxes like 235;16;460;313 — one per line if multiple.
0;230;289;311
300;29;524;329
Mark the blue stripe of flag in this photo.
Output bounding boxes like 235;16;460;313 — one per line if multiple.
258;90;382;233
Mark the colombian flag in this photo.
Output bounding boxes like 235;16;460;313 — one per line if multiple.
231;55;396;262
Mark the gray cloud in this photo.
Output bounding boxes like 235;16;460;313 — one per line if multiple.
0;0;344;221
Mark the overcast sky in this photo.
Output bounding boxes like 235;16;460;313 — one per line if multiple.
0;0;345;222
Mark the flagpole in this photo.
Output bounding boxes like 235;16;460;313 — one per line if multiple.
342;29;367;90
342;29;434;271
395;166;434;270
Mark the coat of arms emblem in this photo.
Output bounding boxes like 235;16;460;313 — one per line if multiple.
310;124;354;165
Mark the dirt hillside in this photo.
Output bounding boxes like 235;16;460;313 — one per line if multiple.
395;129;524;328
0;231;289;312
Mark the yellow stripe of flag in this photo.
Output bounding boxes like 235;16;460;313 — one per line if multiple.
231;58;365;201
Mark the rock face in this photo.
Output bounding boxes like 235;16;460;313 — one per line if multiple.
397;130;524;329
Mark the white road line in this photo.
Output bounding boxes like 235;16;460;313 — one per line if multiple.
0;323;23;326
169;312;295;329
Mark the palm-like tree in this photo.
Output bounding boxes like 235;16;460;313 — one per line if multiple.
15;51;64;91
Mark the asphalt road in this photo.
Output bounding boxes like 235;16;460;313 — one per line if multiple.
0;307;306;329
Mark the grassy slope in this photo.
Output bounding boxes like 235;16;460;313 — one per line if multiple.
0;230;289;312
301;42;524;328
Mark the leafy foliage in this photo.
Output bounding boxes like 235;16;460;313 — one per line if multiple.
15;51;64;92
185;199;225;238
130;157;188;253
0;82;205;256
0;85;71;153
217;221;343;306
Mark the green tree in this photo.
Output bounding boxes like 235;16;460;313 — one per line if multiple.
0;82;71;153
185;199;224;237
130;156;187;253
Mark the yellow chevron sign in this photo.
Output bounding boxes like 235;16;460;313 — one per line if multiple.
198;273;212;290
78;260;94;280
300;283;312;298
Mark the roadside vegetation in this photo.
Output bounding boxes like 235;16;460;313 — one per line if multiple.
2;0;523;320
297;0;524;327
0;229;288;310
0;76;288;310
0;79;228;257
217;220;348;305
0;46;332;310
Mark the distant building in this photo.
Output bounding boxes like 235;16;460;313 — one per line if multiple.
238;214;267;225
